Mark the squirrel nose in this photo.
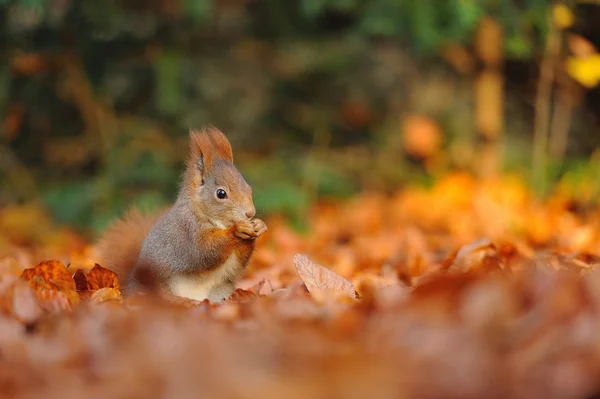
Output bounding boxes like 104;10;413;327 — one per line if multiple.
245;207;256;219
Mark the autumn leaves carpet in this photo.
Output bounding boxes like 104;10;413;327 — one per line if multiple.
1;173;600;399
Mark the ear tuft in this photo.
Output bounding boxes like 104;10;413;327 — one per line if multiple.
204;126;233;163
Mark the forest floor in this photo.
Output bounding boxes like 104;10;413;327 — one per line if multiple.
1;172;600;399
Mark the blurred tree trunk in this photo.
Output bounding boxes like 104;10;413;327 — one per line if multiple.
474;17;504;177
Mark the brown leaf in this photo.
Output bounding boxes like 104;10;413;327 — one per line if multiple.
21;260;76;292
20;260;80;308
72;268;88;293
247;279;266;295
227;288;259;304
448;238;499;274
89;287;123;304
86;263;120;291
158;293;208;309
293;254;357;302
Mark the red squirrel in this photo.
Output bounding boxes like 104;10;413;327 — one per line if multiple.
95;127;267;303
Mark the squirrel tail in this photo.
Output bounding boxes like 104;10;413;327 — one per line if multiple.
95;208;163;284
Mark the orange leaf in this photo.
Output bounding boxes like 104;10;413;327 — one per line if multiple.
89;287;123;304
227;288;259;304
86;264;120;291
21;260;76;292
447;238;499;274
293;254;357;302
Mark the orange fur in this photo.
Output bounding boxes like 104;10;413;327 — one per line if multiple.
96;126;262;302
205;127;233;162
196;224;255;274
95;208;164;281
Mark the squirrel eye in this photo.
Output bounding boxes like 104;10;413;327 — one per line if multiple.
216;189;227;200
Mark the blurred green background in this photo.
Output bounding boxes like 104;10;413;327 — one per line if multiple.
1;0;600;237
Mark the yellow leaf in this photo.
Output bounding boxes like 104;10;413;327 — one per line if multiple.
566;55;600;88
553;4;575;29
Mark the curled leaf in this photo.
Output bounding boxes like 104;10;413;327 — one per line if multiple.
448;238;499;273
227;288;259;304
89;287;123;304
293;254;357;302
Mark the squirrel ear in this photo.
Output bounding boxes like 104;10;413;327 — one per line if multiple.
205;126;233;163
188;130;213;178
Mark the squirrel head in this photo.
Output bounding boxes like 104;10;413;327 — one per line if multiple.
185;127;255;229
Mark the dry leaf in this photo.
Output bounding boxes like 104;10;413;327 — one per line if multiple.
227;288;259;304
89;287;123;304
20;260;80;307
293;254;357;302
448;238;499;273
86;263;120;291
21;260;76;292
72;268;88;293
247;279;267;295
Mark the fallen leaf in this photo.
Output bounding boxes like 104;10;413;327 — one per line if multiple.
89;287;123;304
293;254;357;302
247;279;266;295
21;260;76;292
72;268;88;293
228;288;259;304
86;263;120;291
20;260;80;307
448;238;499;273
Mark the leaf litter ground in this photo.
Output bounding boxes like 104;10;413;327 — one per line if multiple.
1;173;600;399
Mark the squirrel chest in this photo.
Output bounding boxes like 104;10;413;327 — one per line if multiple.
169;252;243;301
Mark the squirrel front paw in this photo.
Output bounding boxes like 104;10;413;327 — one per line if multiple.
233;218;267;240
234;219;257;240
251;218;267;238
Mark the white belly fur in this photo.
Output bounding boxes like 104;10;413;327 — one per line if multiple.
170;253;243;301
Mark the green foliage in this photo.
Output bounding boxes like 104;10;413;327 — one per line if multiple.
301;0;549;57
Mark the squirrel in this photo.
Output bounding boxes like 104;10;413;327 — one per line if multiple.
95;127;267;303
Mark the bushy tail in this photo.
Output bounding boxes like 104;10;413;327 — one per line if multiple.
95;208;163;284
